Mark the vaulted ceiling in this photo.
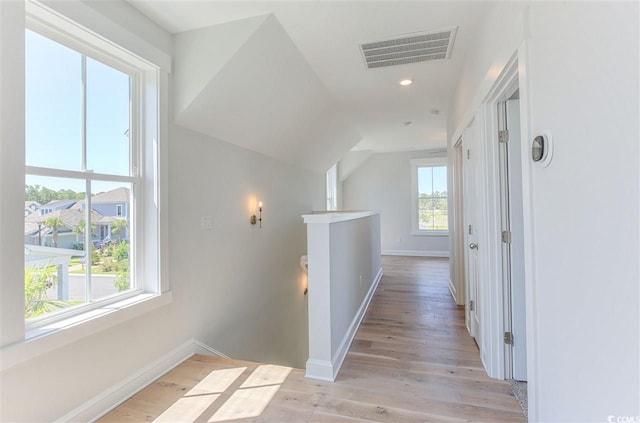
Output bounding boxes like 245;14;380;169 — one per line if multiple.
129;1;487;172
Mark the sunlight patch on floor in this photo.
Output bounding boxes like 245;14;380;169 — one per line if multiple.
186;367;247;396
153;394;221;423
240;364;292;388
208;385;280;422
152;364;292;422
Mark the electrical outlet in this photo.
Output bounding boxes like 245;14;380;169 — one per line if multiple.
201;216;212;230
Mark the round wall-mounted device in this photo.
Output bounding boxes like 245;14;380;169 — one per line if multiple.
532;132;553;167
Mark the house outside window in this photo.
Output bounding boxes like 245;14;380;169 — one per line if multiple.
410;158;448;235
23;3;163;327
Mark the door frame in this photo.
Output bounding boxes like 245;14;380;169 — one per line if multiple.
478;55;519;380
481;46;537;384
460;120;482;344
450;42;538;420
451;137;465;306
501;96;528;381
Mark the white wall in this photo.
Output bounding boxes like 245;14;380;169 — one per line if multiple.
173;15;361;174
0;1;324;421
170;124;323;369
527;3;639;421
303;212;382;381
342;150;449;256
336;150;374;209
449;2;640;421
329;215;381;351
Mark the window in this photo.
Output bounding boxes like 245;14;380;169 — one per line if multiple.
23;5;162;328
326;163;338;211
411;158;448;235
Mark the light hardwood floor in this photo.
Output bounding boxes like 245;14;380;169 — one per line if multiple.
100;256;525;423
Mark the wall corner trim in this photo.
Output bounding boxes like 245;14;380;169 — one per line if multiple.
57;338;227;422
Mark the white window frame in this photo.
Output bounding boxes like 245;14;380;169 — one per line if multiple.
22;1;166;334
326;163;338;211
410;157;449;236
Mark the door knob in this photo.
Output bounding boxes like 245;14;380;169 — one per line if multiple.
469;242;478;250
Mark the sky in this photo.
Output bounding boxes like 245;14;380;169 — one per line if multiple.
418;166;447;195
25;29;130;194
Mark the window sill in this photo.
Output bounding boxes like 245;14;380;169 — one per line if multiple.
0;292;172;371
411;230;449;237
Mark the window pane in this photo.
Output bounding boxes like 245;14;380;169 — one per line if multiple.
434;198;448;230
25;175;88;319
86;58;131;176
418;167;433;196
87;181;134;301
433;166;447;195
25;30;82;171
418;198;434;230
24;177;136;318
416;164;448;232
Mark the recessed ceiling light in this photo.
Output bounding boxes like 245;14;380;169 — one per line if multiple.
400;79;413;86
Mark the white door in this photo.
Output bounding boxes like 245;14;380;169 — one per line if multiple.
506;99;527;381
462;120;480;342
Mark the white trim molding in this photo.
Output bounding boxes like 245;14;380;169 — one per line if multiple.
302;210;377;224
1;293;172;372
382;249;449;258
57;339;227;422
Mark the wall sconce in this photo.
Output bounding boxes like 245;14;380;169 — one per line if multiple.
251;201;263;228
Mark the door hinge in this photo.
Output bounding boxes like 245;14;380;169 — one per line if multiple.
504;331;514;345
469;300;474;311
498;130;509;143
467;149;470;159
468;224;473;235
501;230;512;243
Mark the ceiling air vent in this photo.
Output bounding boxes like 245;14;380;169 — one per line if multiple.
359;27;458;69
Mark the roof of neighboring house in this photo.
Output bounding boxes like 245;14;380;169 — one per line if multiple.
24;208;105;235
91;187;130;204
71;187;130;210
97;215;125;224
40;199;77;209
24;201;40;216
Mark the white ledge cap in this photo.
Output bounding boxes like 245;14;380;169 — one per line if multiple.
302;210;378;224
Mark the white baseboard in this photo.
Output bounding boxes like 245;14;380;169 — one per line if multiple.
192;339;230;359
58;339;226;422
304;358;335;382
305;267;383;382
448;278;458;303
382;249;449;258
